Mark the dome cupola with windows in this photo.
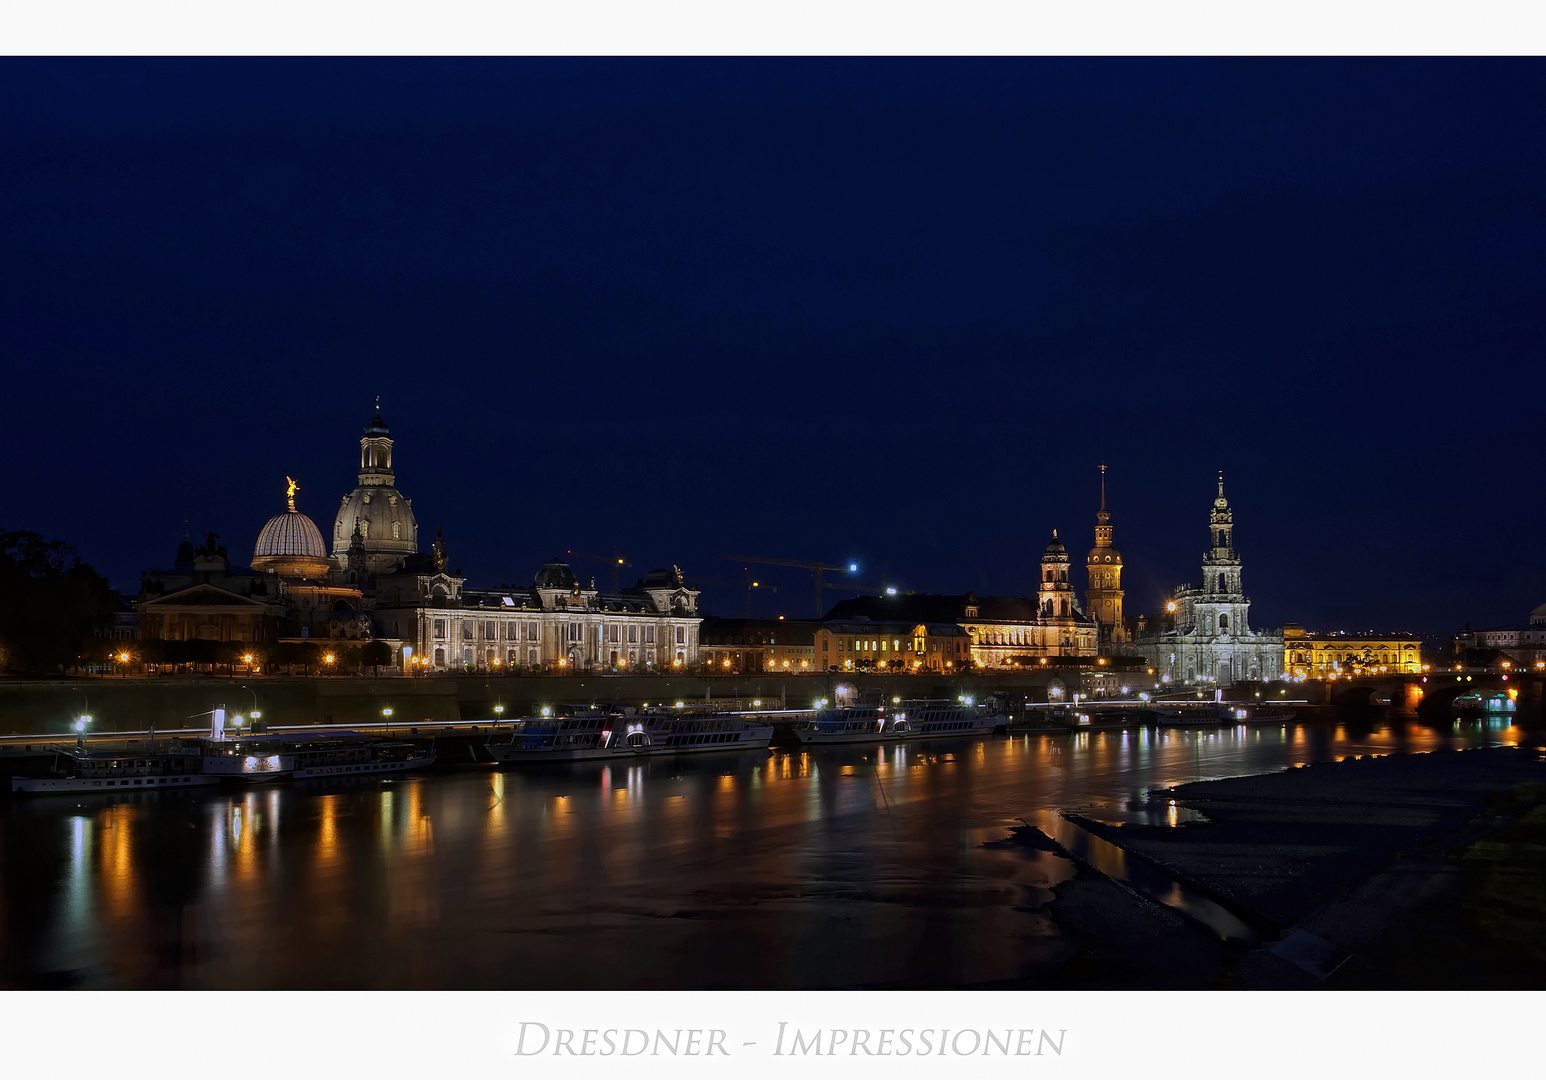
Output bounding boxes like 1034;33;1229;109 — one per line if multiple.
332;403;419;575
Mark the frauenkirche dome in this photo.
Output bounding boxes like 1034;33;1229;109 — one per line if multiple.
333;407;419;574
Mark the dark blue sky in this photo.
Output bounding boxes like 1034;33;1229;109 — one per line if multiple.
2;59;1542;634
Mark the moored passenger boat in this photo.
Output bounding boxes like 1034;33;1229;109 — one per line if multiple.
12;747;219;795
199;739;298;783
793;704;895;744
486;709;773;763
888;699;1002;740
292;739;435;780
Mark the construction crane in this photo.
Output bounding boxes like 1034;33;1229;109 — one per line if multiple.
694;569;780;618
724;555;862;618
564;546;633;594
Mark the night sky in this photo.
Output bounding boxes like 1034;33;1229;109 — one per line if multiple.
2;59;1542;635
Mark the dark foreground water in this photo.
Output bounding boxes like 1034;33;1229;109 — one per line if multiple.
0;719;1526;988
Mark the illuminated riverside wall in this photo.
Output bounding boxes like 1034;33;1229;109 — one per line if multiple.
0;678;459;736
0;670;1089;735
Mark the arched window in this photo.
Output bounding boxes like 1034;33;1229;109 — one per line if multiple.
1219;614;1229;631
1216;573;1226;593
392;521;401;540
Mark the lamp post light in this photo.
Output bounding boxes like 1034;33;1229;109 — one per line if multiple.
493;703;504;731
70;687;91;746
382;706;393;735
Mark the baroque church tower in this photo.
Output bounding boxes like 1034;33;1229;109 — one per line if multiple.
1191;472;1250;635
1084;464;1129;645
1038;532;1076;621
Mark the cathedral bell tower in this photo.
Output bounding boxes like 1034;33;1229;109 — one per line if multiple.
1204;472;1242;599
1193;472;1251;638
1085;464;1129;645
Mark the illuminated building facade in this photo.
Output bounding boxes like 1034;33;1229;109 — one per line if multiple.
1282;625;1424;677
699;618;815;673
314;409;704;672
140;409;703;672
1452;603;1546;670
380;560;703;673
1084;465;1129;650
816;620;973;673
822;537;1100;670
1134;476;1283;687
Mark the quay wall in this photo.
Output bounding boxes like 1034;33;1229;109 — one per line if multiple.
0;678;460;737
9;669;1505;737
0;670;1080;736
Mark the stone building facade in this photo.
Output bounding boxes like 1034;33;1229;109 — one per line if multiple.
380;561;703;673
1452;603;1546;670
700;618;816;673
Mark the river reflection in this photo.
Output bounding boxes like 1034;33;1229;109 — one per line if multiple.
0;720;1526;988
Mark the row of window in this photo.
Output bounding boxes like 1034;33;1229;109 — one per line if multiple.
334;519;404;541
427;646;686;669
428;618;690;646
1291;652;1416;664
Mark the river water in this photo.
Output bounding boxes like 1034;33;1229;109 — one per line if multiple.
0;719;1525;988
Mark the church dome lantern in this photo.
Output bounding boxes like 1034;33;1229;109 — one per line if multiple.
253;477;332;580
332;403;420;574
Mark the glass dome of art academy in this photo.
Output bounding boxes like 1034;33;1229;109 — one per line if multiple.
332;407;419;573
252;478;331;580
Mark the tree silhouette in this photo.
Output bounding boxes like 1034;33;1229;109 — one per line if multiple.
0;529;118;674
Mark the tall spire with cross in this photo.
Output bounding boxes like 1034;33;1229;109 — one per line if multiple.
1085;462;1127;644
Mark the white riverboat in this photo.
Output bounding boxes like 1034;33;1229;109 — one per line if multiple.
199;740;298;783
793;704;897;744
292;739;436;780
486;709;774;763
12;747;220;795
887;699;1002;740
